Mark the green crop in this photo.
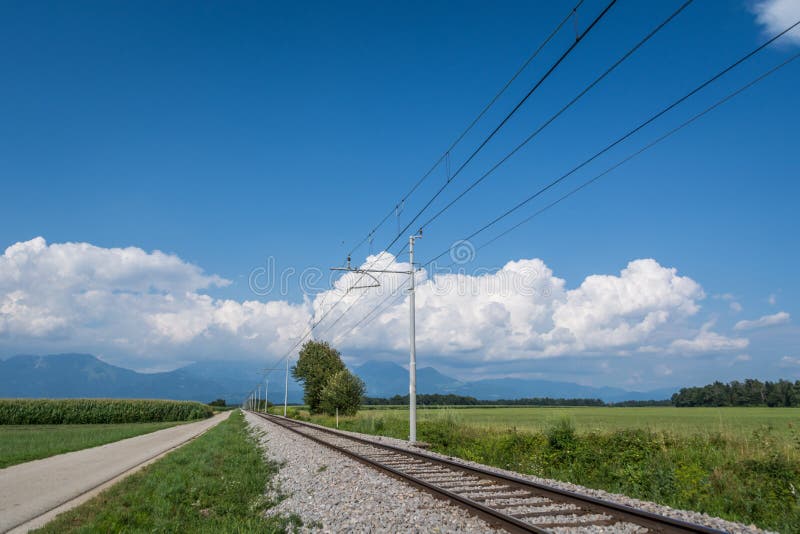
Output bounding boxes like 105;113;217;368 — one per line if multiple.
0;399;213;424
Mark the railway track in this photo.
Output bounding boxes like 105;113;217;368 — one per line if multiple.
251;412;724;534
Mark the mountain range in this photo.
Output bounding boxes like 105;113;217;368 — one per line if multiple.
0;354;676;404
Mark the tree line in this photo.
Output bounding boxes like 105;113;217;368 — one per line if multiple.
671;379;800;407
363;394;669;407
289;344;799;410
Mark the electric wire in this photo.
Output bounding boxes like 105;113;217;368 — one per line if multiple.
420;17;800;265
257;0;617;380
384;0;619;258
462;49;800;263
335;34;800;347
345;0;586;259
416;0;694;231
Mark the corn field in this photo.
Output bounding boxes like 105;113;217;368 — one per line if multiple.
0;399;214;424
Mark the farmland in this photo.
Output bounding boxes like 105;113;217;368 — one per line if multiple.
0;398;214;424
293;406;800;531
344;405;800;442
0;399;215;467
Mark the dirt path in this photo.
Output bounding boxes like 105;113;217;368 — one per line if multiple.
0;410;231;533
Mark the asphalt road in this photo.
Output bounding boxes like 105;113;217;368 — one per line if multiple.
0;410;231;533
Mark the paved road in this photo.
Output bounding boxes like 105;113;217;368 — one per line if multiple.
0;410;231;533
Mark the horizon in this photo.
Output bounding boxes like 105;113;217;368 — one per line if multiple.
1;1;799;392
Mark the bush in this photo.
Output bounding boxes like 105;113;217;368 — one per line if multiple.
319;369;365;416
0;399;214;424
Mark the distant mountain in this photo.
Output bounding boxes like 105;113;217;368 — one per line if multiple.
354;361;464;397
0;354;305;404
0;354;676;404
355;360;675;402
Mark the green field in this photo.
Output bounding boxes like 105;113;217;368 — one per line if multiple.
0;422;184;468
292;405;800;532
35;410;298;533
350;405;800;442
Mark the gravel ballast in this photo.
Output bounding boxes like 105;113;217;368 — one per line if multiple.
246;413;769;533
246;412;498;533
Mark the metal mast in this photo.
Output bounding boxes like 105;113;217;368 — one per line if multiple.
330;230;422;442
284;357;289;416
408;232;422;443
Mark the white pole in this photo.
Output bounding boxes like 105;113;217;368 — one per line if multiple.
284;357;289;417
265;379;269;414
257;384;261;413
409;234;417;443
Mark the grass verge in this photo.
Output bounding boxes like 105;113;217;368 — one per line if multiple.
35;410;298;533
292;408;800;532
0;422;183;468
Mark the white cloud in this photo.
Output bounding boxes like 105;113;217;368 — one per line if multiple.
0;237;310;366
780;355;800;367
730;301;743;313
669;320;749;353
734;353;752;362
768;293;777;305
316;256;745;361
0;238;751;369
734;311;791;331
752;0;800;44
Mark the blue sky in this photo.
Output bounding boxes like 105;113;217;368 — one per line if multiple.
1;1;798;390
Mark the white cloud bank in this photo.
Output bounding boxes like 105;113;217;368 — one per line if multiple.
734;311;791;331
0;237;309;366
314;254;747;361
0;238;749;368
752;0;800;44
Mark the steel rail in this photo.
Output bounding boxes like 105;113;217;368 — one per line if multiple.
251;412;725;534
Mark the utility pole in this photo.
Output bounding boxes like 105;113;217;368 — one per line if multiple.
284;357;289;416
265;379;269;414
408;232;421;443
257;384;261;412
331;229;422;443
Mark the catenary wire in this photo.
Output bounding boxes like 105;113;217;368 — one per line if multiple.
335;37;800;345
345;0;586;259
416;0;694;231
257;0;619;380
420;17;800;265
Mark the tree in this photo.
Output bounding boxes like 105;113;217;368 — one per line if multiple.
291;340;346;413
208;398;226;407
320;369;365;416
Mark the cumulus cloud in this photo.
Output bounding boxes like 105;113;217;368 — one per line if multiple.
752;0;800;44
0;237;310;366
315;255;745;361
734;311;791;331
780;355;800;367
0;238;750;369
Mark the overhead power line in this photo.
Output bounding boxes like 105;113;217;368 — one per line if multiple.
345;0;586;259
385;0;619;256
422;20;800;265
258;0;619;381
416;0;694;231
336;25;800;344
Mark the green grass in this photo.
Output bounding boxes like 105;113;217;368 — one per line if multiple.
35;410;298;533
292;406;800;532
0;422;185;468
330;405;800;442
